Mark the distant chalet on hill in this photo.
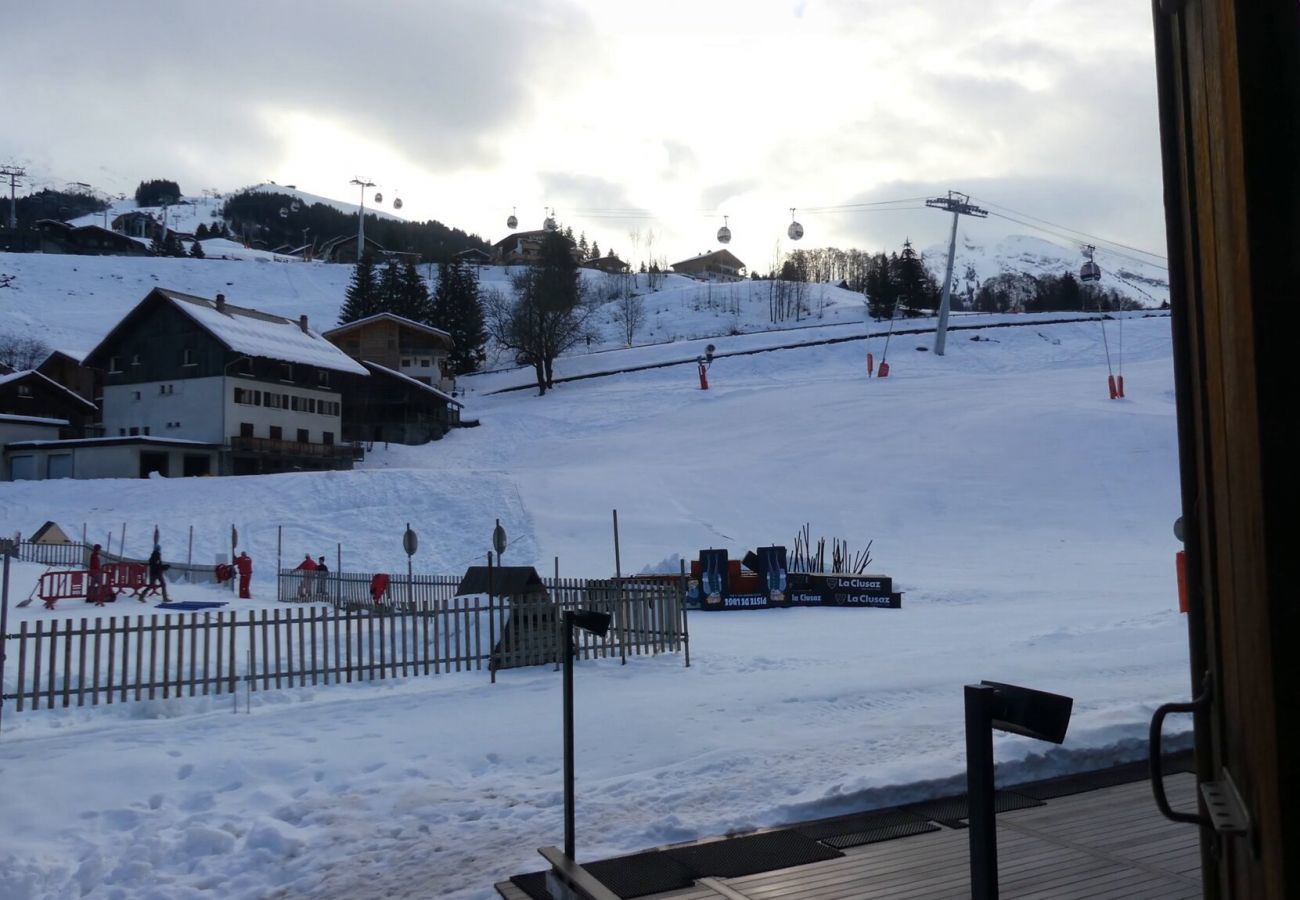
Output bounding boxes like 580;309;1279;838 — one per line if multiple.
670;249;747;282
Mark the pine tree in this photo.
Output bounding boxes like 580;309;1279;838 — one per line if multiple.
394;260;433;322
894;239;939;316
339;255;381;323
190;239;205;259
578;232;589;258
866;252;898;320
195;223;210;240
591;240;600;259
431;259;487;374
378;258;404;312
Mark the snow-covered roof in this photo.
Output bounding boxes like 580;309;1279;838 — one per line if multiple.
671;249;746;269
158;290;369;375
323;313;452;344
0;369;98;410
362;361;463;407
0;412;69;426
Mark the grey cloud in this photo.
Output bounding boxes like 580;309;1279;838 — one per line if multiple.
4;0;596;190
700;179;759;210
539;173;637;212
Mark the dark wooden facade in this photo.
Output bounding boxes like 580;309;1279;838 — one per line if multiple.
0;370;96;435
1153;0;1299;896
338;362;461;446
36;220;152;256
37;350;100;409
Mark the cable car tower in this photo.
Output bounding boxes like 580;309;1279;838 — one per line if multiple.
926;190;988;355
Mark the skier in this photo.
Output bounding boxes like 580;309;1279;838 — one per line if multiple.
235;551;253;599
294;553;318;599
144;544;169;603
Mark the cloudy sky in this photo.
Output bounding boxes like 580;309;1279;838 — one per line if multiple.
5;0;1167;270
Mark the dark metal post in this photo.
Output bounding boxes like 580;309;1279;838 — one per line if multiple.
966;684;998;900
563;610;576;860
0;544;12;732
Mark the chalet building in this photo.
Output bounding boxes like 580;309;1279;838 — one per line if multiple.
345;361;463;445
455;248;492;267
670;248;747;282
582;254;630;274
490;230;581;266
323;313;462;445
323;313;455;392
316;234;420;265
35;220;152;256
111;211;161;240
29;288;371;478
37;349;101;409
0;369;97;435
0;368;100;478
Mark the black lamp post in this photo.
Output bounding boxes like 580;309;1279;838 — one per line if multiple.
965;680;1073;900
563;608;611;860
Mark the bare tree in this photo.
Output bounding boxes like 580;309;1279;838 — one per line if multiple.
0;333;50;371
614;280;645;346
483;233;594;395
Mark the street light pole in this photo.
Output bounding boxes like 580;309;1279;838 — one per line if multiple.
563;611;576;859
560;608;611;861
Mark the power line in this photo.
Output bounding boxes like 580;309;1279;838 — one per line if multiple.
971;197;1168;263
985;211;1169;272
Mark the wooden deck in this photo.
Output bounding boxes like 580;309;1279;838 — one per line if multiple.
498;774;1202;900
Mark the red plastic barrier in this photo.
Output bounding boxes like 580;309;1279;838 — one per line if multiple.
1117;375;1126;398
698;361;709;390
878;361;891;378
38;570;88;609
1108;374;1119;399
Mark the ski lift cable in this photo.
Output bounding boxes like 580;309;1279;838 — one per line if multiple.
984;211;1169;272
973;200;1169;263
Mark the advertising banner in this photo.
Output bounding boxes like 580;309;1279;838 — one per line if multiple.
695;550;900;610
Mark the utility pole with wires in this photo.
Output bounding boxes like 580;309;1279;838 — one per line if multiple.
349;176;375;259
926;191;987;356
1;165;27;230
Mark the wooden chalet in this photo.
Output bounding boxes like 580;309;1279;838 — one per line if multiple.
323;313;462;445
582;254;630;274
490;230;581;265
35;220;152;256
37;349;100;408
0;369;96;434
670;248;747;282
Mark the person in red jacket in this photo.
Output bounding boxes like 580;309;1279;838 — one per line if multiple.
87;543;103;599
294;553;317;599
235;551;253;599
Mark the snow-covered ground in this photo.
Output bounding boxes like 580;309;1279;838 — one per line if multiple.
0;308;1190;899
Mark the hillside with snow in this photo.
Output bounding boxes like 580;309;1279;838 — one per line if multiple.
0;305;1187;899
923;232;1170;308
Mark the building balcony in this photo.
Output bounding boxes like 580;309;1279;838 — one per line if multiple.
230;435;363;461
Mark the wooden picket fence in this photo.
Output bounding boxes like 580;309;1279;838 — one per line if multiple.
2;581;688;715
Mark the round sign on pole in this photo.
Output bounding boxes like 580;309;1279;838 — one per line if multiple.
1173;517;1184;544
492;520;507;557
403;524;418;557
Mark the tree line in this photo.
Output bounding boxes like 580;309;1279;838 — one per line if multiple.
222;190;489;262
772;242;1144;317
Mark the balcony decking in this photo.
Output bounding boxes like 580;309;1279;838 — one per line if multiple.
498;769;1201;900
